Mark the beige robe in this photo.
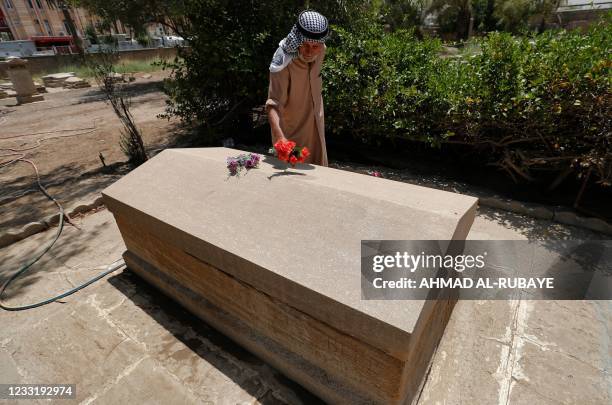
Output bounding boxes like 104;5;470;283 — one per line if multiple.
265;45;328;166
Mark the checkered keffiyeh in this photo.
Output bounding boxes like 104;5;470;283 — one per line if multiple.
269;10;330;73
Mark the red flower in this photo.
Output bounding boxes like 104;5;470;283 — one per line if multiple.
274;140;311;167
274;140;295;162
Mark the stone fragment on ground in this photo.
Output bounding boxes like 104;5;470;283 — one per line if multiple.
107;72;124;83
34;81;47;93
63;76;91;89
41;72;75;88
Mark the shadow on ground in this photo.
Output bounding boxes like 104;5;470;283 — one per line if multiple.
0;163;126;229
0;121;189;230
477;205;601;241
0;215;107;302
108;269;324;404
77;80;165;104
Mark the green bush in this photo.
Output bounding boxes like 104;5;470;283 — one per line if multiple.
322;16;611;185
323;24;443;142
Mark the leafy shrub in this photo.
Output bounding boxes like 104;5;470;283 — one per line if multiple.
323;24;443;143
322;16;611;186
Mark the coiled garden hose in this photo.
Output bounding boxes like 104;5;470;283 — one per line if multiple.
0;159;125;311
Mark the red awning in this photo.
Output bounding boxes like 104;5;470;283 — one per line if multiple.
31;36;74;45
0;8;9;31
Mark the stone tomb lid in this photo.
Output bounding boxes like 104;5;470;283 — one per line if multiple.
102;147;478;359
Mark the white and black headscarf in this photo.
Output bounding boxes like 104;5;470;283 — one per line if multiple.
269;10;330;73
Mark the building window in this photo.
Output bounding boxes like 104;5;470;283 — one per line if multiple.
34;18;43;35
35;0;42;8
44;19;52;35
4;0;14;9
63;20;71;35
27;0;34;8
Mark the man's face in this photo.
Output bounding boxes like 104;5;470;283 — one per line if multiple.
298;41;323;63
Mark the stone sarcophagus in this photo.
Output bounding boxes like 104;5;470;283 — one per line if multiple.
102;148;478;404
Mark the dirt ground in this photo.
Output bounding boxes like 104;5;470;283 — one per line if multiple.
1;71;187;231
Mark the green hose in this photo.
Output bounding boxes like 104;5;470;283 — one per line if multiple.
0;159;125;311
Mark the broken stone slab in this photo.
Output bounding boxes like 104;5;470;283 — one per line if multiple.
66;83;91;89
41;72;75;87
102;147;478;404
63;76;91;89
41;72;75;80
104;72;125;83
16;94;44;104
33;81;47;93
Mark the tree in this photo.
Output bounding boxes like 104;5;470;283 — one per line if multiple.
380;0;428;31
472;0;497;32
425;0;561;37
427;0;474;40
76;0;189;38
88;50;148;166
493;0;561;32
77;1;375;137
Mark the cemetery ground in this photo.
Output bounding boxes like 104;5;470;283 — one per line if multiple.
1;71;187;232
1;73;610;404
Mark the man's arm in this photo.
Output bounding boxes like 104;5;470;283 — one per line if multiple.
267;106;287;144
265;69;290;144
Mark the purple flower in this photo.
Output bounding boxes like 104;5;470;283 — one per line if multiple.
227;159;240;175
226;153;261;175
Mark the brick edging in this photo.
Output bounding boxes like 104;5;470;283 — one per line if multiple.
0;196;105;249
479;197;612;235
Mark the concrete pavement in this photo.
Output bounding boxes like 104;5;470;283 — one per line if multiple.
0;206;610;404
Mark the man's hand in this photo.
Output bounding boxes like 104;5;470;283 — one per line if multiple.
272;131;288;144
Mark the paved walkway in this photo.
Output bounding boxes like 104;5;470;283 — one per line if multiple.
1;206;610;404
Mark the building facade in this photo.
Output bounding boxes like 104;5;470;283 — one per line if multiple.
0;0;125;41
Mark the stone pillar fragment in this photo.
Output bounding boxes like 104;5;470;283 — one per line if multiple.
2;58;44;105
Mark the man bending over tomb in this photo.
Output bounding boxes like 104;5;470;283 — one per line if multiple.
265;10;330;166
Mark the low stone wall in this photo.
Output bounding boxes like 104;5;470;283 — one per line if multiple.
0;47;180;78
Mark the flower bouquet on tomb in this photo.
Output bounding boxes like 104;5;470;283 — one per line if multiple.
226;152;261;176
269;140;310;166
